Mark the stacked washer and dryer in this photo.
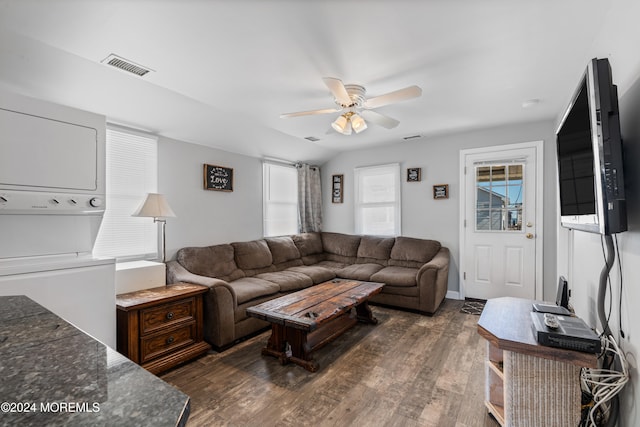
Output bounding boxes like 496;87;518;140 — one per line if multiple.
0;90;116;347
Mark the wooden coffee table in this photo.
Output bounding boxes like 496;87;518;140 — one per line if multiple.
246;278;384;372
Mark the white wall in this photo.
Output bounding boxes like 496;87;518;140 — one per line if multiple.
322;119;558;297
553;1;640;423
558;67;640;427
158;136;264;261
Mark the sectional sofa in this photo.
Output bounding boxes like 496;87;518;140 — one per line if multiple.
166;232;450;350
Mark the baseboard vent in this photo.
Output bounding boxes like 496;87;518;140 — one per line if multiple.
101;54;153;77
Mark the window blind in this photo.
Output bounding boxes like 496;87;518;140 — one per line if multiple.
354;163;401;236
93;127;158;260
263;162;298;237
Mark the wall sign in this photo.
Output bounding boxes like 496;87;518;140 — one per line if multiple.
407;167;421;182
332;174;343;203
204;164;233;192
433;184;449;199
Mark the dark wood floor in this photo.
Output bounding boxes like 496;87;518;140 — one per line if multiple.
161;299;499;427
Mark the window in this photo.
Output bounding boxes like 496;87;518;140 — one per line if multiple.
475;164;524;231
354;163;401;236
93;127;158;260
263;162;298;237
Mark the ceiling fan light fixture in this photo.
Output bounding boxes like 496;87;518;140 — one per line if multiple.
351;113;367;133
331;114;349;134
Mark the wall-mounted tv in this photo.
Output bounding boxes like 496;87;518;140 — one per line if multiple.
555;58;627;235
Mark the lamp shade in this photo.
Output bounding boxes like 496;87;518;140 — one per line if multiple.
132;193;176;218
331;115;349;134
350;113;367;133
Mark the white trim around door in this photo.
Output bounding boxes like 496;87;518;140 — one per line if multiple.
459;140;544;301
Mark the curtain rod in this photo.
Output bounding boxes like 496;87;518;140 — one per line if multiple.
262;157;319;169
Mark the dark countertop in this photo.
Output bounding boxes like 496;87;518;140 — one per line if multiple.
0;295;190;426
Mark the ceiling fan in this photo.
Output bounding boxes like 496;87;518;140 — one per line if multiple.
280;77;422;135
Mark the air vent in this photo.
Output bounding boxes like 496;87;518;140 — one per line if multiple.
304;136;320;142
403;134;422;141
101;54;153;77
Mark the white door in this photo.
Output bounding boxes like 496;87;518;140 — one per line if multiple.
460;142;543;300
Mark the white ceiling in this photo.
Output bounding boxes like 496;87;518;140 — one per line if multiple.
0;0;631;164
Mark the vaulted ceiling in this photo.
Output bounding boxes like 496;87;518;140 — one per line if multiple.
0;0;633;163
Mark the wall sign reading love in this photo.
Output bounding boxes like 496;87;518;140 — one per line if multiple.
204;164;234;192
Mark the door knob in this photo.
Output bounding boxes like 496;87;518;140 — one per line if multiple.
525;233;534;239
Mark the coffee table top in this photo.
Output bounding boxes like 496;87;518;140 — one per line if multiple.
246;279;384;331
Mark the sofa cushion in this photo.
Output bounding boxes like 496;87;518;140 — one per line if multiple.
292;232;324;257
357;236;395;264
177;244;244;282
232;240;273;270
321;232;361;257
377;284;419;297
286;265;336;284
370;266;419;287
390;237;441;264
255;271;313;292
227;277;280;304
335;263;384;281
265;236;301;265
313;260;349;273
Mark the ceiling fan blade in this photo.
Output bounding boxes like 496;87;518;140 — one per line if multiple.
360;110;400;129
364;85;422;109
322;77;352;106
280;107;340;118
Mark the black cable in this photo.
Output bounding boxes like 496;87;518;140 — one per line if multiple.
600;235;613;327
598;235;619;427
614;235;625;339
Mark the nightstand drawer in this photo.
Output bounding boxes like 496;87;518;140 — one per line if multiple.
140;323;196;363
140;297;195;335
116;283;211;374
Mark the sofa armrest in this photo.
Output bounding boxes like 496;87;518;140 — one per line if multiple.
166;261;233;293
415;247;450;313
166;260;237;348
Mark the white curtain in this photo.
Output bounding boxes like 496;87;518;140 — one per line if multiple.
297;164;322;233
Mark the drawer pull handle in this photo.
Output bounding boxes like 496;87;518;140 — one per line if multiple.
166;336;175;345
166;312;174;320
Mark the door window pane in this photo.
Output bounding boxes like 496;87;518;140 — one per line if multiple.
475;164;524;231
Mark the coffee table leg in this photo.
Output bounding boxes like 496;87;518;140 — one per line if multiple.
286;328;319;372
261;324;290;365
355;301;378;324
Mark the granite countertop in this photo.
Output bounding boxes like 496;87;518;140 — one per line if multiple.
0;295;190;426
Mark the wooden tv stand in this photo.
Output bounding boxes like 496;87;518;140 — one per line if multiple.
477;297;597;427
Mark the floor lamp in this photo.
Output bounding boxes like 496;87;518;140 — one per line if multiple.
132;193;176;262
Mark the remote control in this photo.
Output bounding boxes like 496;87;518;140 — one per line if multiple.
543;313;560;330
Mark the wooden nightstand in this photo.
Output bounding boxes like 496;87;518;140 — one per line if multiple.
116;282;211;375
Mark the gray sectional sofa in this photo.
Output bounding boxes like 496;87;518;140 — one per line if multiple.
166;232;450;350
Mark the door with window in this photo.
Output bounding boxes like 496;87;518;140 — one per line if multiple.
461;142;542;300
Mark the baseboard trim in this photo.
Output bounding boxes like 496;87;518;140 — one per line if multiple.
446;290;462;300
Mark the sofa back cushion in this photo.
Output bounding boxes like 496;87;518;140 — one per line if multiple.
292;233;323;256
356;236;395;265
292;232;326;264
177;244;244;282
265;236;302;267
389;236;441;268
322;232;361;264
232;240;273;274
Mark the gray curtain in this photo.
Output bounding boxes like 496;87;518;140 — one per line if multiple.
297;163;322;233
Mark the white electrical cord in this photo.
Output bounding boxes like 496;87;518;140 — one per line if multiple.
581;334;629;426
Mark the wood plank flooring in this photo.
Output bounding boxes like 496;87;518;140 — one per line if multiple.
161;299;499;427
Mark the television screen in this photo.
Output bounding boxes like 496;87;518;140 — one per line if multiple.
555;58;627;235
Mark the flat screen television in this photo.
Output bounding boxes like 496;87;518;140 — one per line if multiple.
555;58;627;235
